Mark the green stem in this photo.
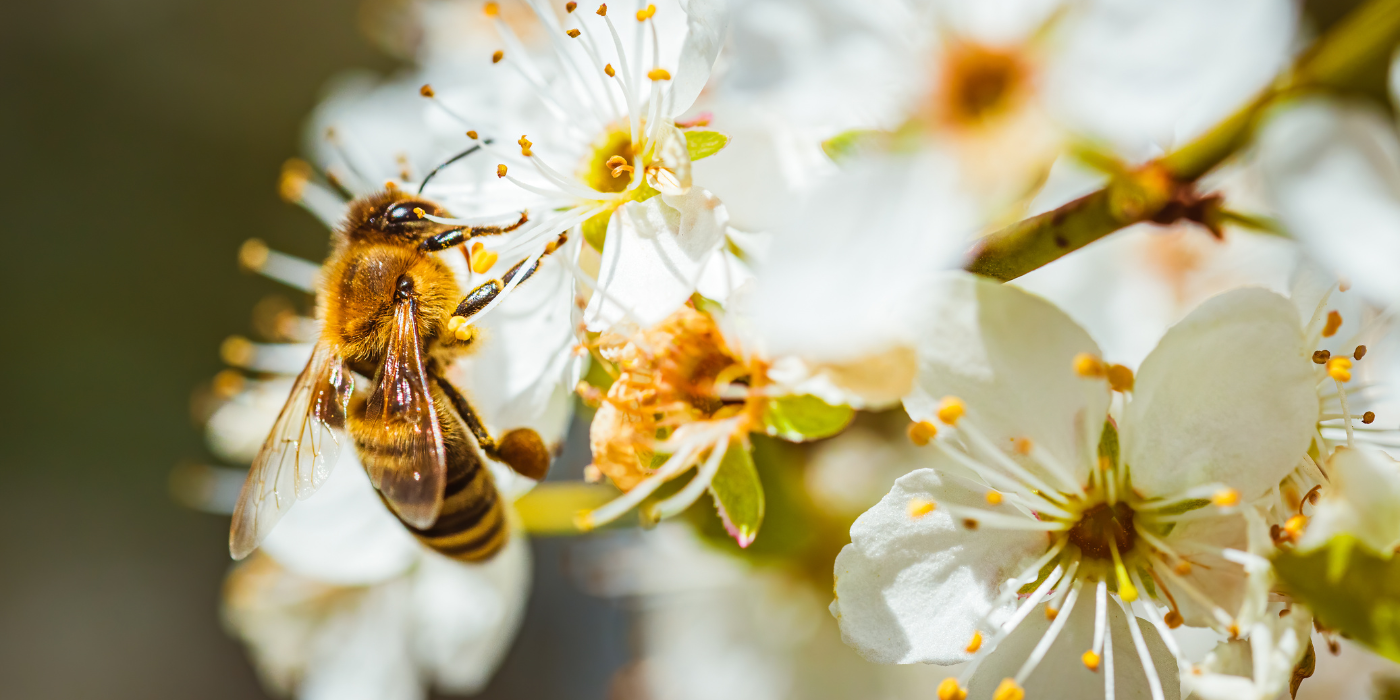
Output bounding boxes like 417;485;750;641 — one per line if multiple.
966;0;1400;282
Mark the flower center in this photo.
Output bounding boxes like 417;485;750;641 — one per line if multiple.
1066;501;1136;560
581;125;637;193
932;42;1029;127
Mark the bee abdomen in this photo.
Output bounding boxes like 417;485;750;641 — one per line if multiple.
404;449;508;562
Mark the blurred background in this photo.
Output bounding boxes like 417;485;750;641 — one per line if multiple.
0;0;1393;699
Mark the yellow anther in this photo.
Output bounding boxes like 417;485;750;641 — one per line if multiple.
1228;623;1240;639
518;135;533;156
1174;560;1192;576
1164;610;1183;628
907;498;935;518
471;248;499;274
1082;650;1101;671
1211;488;1240;508
567;28;580;38
1322;310;1343;338
492;50;505;64
636;3;656;20
907;421;938;446
1328;356;1353;382
238;238;270;271
985;490;1004;506
647;67;672;81
412;207;426;219
220;335;254;367
1074;352;1106;378
1014;437;1033;455
419;84;435;97
497;164;508;178
1284;514;1308;539
992;678;1025;700
212;368;245;398
596;3;607;16
384;180;399;191
937;396;966;425
937;678;968;700
1107;364;1134;392
277;159;311;203
604;63;616;77
466;130;479;140
447;316;466;332
483;1;499;16
565;1;577;12
1045;606;1058;620
1364;411;1377;425
965;630;983;653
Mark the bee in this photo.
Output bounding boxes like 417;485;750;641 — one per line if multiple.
230;185;559;562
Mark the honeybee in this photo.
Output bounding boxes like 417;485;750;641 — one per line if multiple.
230;187;555;562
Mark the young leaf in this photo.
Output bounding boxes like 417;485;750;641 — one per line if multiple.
820;129;885;163
684;130;729;161
761;394;855;442
1274;535;1400;663
708;440;764;547
582;210;612;252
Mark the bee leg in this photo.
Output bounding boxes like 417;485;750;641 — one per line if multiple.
432;372;551;480
418;212;529;252
451;232;568;321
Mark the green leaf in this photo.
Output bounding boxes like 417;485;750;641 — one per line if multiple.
684;130;729;161
761;394;855;442
821;129;885;163
582;210;612;252
708;440;764;547
1274;535;1400;663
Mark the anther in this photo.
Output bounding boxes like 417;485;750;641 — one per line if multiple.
419;84;434;97
483;1;499;16
1014;437;1033;455
455;324;476;342
1164;611;1184;628
1340;277;1353;292
466;130;479;140
907;498;935;518
636;4;655;20
497;164;508;178
1045;606;1058;620
1283;514;1307;541
1355;345;1368;361
384;180;399;191
239;238;270;272
1228;623;1240;639
647;68;672;81
492;50;505;64
1313;350;1331;364
412;207;426;219
471;247;499;274
277;159;311;203
220;336;255;367
907;421;938;446
447;316;466;332
1074;352;1106;378
1328;356;1353;382
1082;650;1101;672
1364;411;1376;425
1211;488;1239;507
965;631;983;653
992;679;1025;700
213;369;244;398
963;518;979;530
937;678;967;700
936;397;965;425
567;28;580;38
985;490;1004;506
1174;560;1192;576
518;135;533;156
1323;310;1343;338
566;1;577;11
596;3;607;15
1107;364;1134;392
604;63;616;77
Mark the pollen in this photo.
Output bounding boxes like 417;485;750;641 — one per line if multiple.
1356;345;1368;361
466;130;479;140
1014;437;1033;455
1364;411;1376;424
907;498;936;518
937;678;967;700
1164;610;1184;628
985;490;1003;506
1074;352;1106;378
1328;356;1353;382
1313;350;1331;364
470;244;499;274
1082;650;1101;671
636;4;656;20
1323;310;1343;338
567;28;580;37
965;630;983;653
483;1;499;16
455;324;477;342
1174;560;1192;576
418;84;434;97
1284;514;1308;539
447;316;466;332
497;164;508;177
1212;488;1240;507
907;421;938;446
492;50;505;64
596;3;607;16
518;135;533;156
412;207;426;219
937;397;966;425
647;68;672;81
992;678;1025;700
1045;606;1058;620
1107;364;1134;392
604;63;616;77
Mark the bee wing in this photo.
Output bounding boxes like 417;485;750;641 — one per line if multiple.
362;296;447;530
229;342;354;559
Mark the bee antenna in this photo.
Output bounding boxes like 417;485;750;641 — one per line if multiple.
417;140;494;195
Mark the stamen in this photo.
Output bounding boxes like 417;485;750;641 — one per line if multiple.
992;679;1024;700
1116;596;1167;700
493;50;505;64
470;243;499;274
1313;350;1331;364
566;1;577;10
937;678;967;700
1355;345;1368;360
1328;356;1353;382
1083;650;1100;671
1044;558;1081;620
1014;437;1032;455
1107;364;1134;392
937;396;966;425
1102;603;1116;700
596;3;607;15
636;4;655;20
605;63;616;77
908;498;936;518
483;1;498;15
1150;559;1235;629
220;336;315;375
907;421;938;446
576;439;703;529
1016;580;1083;683
931;441;1075;517
1091;580;1108;657
567;28;580;38
954;420;1074;505
1364;411;1376;424
1210;488;1239;507
646;435;732;520
1322;310;1343;338
647;67;672;80
238;239;320;292
497;164;508;177
1074;352;1106;378
1129;571;1183;658
966;630;983;653
985;490;1004;506
1108;537;1137;603
518;135;533;156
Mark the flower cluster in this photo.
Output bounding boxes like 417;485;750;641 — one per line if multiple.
191;0;1400;698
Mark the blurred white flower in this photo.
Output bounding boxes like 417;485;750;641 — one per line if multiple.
1295;447;1400;554
832;273;1318;699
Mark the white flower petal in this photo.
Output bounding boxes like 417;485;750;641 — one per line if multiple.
585;188;728;330
301;581;421;700
831;468;1046;665
413;532;531;693
669;0;728;116
1163;512;1248;628
1258;99;1400;302
1298;447;1400;553
1123;288;1316;499
260;454;422;586
750;148;977;364
904;273;1109;484
966;599;1180;700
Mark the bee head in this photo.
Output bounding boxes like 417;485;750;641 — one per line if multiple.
348;191;450;240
